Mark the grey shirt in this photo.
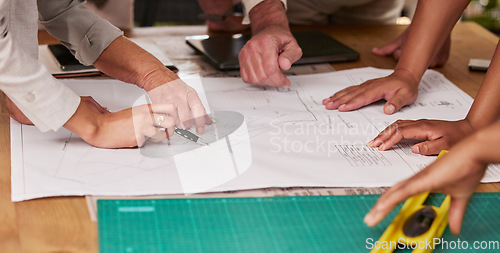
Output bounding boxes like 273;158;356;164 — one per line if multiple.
0;0;122;131
38;0;123;65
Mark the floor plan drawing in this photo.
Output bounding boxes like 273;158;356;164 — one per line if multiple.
10;68;500;201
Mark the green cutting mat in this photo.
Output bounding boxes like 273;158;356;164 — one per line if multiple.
98;193;500;253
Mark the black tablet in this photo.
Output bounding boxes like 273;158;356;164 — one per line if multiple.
186;30;359;70
48;44;96;71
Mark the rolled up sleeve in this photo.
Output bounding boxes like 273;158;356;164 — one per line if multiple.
37;0;123;65
0;0;80;132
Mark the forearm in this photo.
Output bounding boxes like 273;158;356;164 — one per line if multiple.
198;0;248;32
466;43;500;129
198;0;233;15
93;36;179;92
465;121;500;165
395;0;469;82
248;0;288;34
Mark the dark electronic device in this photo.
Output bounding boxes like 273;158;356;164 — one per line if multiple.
186;30;359;70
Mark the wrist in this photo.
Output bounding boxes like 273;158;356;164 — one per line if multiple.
460;117;475;133
63;101;99;143
391;68;420;87
463;131;490;167
207;16;249;33
138;67;179;92
249;0;289;34
467;122;500;164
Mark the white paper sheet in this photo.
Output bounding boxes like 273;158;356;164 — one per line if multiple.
11;67;500;201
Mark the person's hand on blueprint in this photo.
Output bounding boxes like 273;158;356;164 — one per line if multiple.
367;40;500;154
322;69;419;115
367;119;474;155
93;36;211;135
64;101;178;148
8;85;185;148
324;0;469;114
364;121;500;235
372;27;451;68
146;78;211;135
239;0;302;87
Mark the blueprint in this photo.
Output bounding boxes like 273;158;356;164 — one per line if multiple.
10;67;500;201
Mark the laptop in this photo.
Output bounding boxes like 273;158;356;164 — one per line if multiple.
186;30;359;70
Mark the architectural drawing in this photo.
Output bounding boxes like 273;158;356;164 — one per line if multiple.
10;68;500;201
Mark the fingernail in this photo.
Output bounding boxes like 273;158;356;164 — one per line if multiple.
338;104;346;110
367;140;374;147
196;126;204;135
412;145;420;154
385;104;396;114
379;143;387;150
364;213;375;226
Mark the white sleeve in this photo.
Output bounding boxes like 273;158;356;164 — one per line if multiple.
0;0;80;132
242;0;287;24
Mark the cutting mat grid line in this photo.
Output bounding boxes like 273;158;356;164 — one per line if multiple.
98;194;500;253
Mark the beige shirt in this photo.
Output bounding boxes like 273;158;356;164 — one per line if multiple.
286;0;404;25
0;0;122;132
242;0;404;25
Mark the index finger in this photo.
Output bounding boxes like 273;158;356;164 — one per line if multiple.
186;91;208;134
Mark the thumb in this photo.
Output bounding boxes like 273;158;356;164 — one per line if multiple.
384;90;415;115
448;196;470;235
412;138;449;155
278;44;302;71
393;49;402;61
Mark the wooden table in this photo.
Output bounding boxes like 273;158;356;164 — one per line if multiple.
1;22;498;252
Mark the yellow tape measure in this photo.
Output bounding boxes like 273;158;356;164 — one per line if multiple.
371;151;451;253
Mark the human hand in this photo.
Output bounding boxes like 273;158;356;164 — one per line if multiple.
372;27;451;68
364;143;487;235
68;101;179;149
147;78;211;135
368;119;474;155
238;25;302;87
322;69;419;114
91;36;211;135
